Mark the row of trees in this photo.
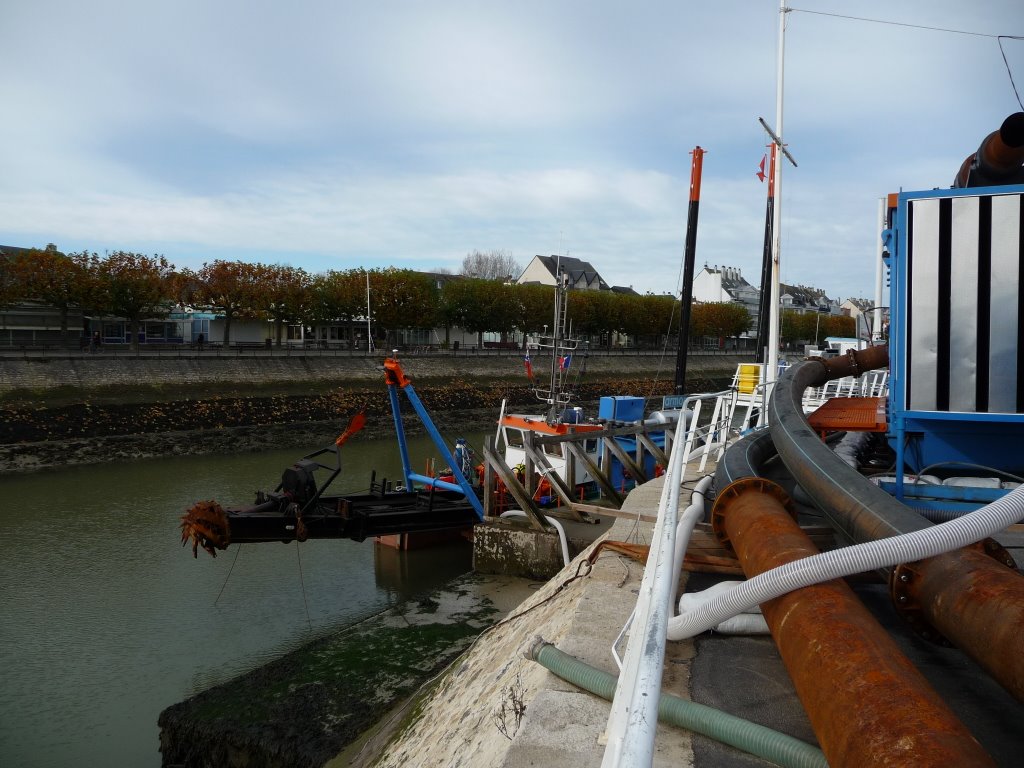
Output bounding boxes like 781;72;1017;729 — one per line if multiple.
780;310;856;346
3;246;803;350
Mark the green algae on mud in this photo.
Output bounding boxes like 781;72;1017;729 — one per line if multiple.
158;572;533;768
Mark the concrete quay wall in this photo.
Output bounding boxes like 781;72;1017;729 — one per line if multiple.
0;352;748;394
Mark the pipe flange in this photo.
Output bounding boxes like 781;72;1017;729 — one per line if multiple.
889;563;954;647
979;537;1018;571
710;477;795;555
843;349;862;378
889;539;1017;646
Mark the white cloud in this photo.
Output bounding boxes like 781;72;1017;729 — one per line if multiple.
1;0;1022;299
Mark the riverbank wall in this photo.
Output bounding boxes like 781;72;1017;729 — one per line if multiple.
0;353;748;473
0;351;744;394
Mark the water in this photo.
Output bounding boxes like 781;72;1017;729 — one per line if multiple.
0;433;486;768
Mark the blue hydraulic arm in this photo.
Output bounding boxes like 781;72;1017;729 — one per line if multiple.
386;383;414;491
383;358;485;520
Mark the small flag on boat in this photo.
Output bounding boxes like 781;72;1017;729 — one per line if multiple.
524;352;534;380
756;154;767;182
559;354;571;371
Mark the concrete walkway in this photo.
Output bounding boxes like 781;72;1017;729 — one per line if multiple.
368;462;1024;767
369;461;809;768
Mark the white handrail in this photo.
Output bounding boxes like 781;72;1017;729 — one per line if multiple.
599;393;718;768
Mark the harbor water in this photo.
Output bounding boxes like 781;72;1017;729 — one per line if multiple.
0;433;486;768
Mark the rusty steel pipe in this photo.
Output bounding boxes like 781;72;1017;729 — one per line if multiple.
820;343;889;380
954;112;1024;188
772;352;1024;700
894;546;1024;700
713;480;995;768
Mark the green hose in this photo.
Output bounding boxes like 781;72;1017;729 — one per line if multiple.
526;637;828;768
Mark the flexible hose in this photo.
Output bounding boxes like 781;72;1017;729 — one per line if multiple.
669;481;1024;639
669;475;713;614
525;637;827;768
768;358;931;545
715;428;777;489
678;580;770;635
500;510;570;567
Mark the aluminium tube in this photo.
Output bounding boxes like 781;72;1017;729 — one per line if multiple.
715;482;995;768
768;350;1024;702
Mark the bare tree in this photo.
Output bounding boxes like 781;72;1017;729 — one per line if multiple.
460;250;521;282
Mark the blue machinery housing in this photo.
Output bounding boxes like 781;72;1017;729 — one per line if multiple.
885;183;1024;504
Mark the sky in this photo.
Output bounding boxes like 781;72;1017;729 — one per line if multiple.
1;0;1022;302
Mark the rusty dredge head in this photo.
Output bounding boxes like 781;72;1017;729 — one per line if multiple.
180;500;230;558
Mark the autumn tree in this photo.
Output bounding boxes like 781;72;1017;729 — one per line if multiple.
823;314;856;338
460;250;522;281
308;269;368;347
507;283;554;348
5;245;100;347
436;275;465;347
253;264;310;346
368;268;439;346
691;302;752;344
567;289;625;348
622;294;677;345
177;260;261;346
94;252;174;349
439;277;517;348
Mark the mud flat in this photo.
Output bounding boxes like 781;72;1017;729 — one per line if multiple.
158;572;537;768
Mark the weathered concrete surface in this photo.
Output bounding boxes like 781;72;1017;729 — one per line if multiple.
368;472;707;768
0;352;744;473
473;523;565;580
472;518;616;580
0;352;748;395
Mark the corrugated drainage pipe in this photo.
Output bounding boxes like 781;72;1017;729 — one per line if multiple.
667;480;1024;638
523;636;828;768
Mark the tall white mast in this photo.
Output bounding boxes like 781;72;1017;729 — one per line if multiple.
366;271;374;352
874;197;886;341
766;0;789;392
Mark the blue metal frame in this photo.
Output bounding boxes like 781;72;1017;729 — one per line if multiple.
385;374;485;520
887;183;1024;502
877;480;1009;512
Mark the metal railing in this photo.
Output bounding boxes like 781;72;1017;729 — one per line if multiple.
599;390;731;767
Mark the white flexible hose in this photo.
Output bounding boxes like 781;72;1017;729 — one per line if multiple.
667;484;1024;640
678;581;770;635
669;475;714;615
500;510;571;567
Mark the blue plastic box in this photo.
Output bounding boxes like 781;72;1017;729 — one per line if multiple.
599;396;644;422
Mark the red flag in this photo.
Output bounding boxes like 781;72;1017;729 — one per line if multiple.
756;154;767;182
524;352;534;380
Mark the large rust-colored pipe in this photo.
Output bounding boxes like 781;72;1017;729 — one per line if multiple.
712;478;995;768
954;112;1024;188
894;546;1024;700
772;350;1024;700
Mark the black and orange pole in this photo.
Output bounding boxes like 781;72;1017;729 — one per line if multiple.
755;143;777;363
674;145;705;395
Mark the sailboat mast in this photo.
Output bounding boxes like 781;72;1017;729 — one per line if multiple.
766;0;789;391
548;265;565;421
